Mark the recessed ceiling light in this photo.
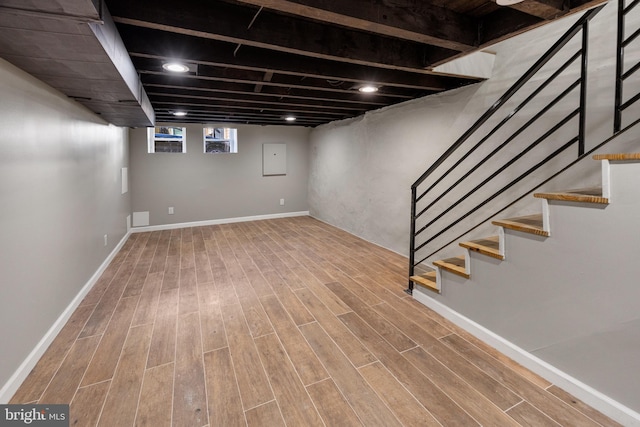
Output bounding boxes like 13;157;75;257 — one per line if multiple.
284;116;297;122
162;62;189;73
496;0;524;5
358;85;379;93
172;111;188;117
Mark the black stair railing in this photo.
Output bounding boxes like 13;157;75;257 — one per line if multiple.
614;0;640;132
407;5;605;294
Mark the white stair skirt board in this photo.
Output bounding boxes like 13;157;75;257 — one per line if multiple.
0;231;132;403
412;289;640;427
130;211;310;233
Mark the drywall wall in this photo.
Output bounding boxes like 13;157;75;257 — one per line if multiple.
308;2;638;259
0;58;130;394
129;123;310;226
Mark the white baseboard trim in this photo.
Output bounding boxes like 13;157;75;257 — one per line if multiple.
0;231;132;404
130;211;310;233
412;288;640;427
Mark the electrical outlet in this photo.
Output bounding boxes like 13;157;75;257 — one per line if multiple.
280;198;285;206
104;234;108;246
168;207;174;215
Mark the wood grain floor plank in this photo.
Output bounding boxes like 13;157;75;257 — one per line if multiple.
198;284;227;353
39;335;101;404
81;259;124;306
123;260;152;298
69;381;110;427
402;346;520;426
168;231;181;257
241;260;276;298
135;363;174;427
11;304;95;403
203;348;245;427
81;296;139;386
197;281;219;307
220;303;274;410
358;361;441;427
149;235;170;274
178;267;199;315
294;288;377;368
260;295;328;385
173;312;208;427
132;271;163;326
443;321;552;388
359;283;453;339
147;289;178;368
98;324;153;427
263;270;315;325
426;337;523;410
507;401;562;426
79;260;136;338
210;263;240;306
195;251;214;284
338;311;479;426
327;282;416;352
299;322;403;427
255;333;325;426
371;302;440;348
330;270;383;306
306;378;363;427
162;255;180;291
440;333;600;427
245;401;285;427
193;227;206;252
237;288;274;338
546;385;623;427
289;265;351;315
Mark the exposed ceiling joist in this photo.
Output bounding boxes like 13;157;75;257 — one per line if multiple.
232;0;478;51
1;0;608;127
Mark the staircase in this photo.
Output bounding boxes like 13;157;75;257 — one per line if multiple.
405;2;640;422
410;153;637;293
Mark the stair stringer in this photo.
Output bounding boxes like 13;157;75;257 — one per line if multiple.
413;158;640;425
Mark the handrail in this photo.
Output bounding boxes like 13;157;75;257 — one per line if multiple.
614;0;640;132
407;5;605;294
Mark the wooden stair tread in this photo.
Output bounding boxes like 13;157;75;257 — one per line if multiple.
459;236;504;260
433;255;469;279
534;187;608;204
492;214;549;237
410;271;439;293
593;153;640;161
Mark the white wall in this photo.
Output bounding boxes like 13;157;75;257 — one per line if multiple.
129;123;310;226
0;58;131;395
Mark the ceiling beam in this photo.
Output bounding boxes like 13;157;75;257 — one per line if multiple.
146;88;373;112
140;77;394;106
150;99;351;118
116;25;481;90
108;0;457;72
504;0;566;19
232;0;477;51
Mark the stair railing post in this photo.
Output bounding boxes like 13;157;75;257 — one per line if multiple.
614;0;625;133
406;186;417;295
578;19;590;156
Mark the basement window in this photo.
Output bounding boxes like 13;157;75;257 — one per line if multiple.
203;127;238;153
147;126;186;153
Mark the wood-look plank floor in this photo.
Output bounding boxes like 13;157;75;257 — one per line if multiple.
10;216;621;427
